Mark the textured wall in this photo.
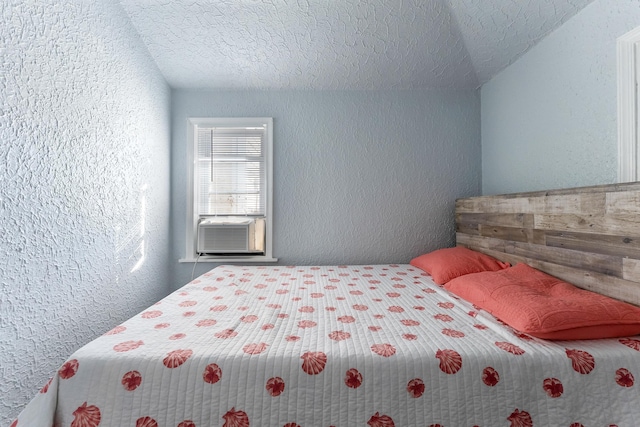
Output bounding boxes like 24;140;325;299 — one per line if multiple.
171;89;481;286
481;0;640;195
0;1;171;424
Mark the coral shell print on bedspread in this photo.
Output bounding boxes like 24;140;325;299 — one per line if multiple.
14;265;640;426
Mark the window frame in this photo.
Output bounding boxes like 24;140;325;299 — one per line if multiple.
617;26;640;183
181;117;276;263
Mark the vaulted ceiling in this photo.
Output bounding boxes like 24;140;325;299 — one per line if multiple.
119;0;595;90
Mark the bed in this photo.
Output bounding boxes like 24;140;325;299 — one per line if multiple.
13;182;640;427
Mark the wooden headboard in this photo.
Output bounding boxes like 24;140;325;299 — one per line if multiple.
455;182;640;306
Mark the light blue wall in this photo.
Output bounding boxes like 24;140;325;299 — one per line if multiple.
171;90;481;286
1;1;171;424
481;0;640;195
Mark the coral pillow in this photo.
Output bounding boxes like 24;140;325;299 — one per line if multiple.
410;246;510;285
445;263;640;340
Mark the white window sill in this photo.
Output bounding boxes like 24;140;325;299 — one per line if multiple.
179;256;278;263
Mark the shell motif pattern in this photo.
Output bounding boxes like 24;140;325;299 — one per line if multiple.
407;378;425;398
113;340;144;352
266;377;285;396
328;330;351;341
495;342;525;356
122;371;142;391
203;363;222;384
400;319;420;327
71;402;101;427
344;368;363;389
215;329;238;339
442;329;465;338
301;351;328;375
367;412;395;427
196;319;217;327
371;343;396;357
141;310;162;319
541;377;563;398
435;349;462;374
136;416;159;427
615;368;634;387
222;408;250;427
163;349;193;368
17;265;640;427
565;349;596;374
507;409;533;427
482;367;499;387
338;315;356;323
243;343;269;355
434;314;454;322
298;320;317;329
619;338;640;352
104;325;126;335
58;359;79;380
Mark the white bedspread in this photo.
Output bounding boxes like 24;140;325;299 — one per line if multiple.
14;265;640;426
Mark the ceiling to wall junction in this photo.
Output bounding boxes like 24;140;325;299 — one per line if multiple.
119;0;595;90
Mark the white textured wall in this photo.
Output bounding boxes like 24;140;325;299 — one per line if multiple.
481;0;640;195
171;90;481;286
0;1;171;424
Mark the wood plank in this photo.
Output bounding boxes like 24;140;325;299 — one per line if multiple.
623;258;640;283
456;193;606;215
456;233;509;253
456;213;527;228
531;229;546;245
455;223;480;235
545;231;640;259
457;233;623;277
456;197;531;214
477;224;531;243
460;181;640;201
606;190;640;215
534;213;640;236
506;241;622;278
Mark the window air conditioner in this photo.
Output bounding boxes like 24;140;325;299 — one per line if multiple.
197;217;265;255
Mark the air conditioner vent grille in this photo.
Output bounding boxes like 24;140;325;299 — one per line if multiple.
196;218;265;254
201;227;247;252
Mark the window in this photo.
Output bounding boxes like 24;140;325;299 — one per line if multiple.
183;117;275;262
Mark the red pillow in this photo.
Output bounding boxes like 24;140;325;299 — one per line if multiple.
444;263;640;340
410;246;510;285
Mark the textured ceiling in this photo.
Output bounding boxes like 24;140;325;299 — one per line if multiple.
119;0;595;90
446;0;595;84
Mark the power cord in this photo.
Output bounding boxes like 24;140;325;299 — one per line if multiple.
191;253;201;281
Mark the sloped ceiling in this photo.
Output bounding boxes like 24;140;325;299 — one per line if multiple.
119;0;595;90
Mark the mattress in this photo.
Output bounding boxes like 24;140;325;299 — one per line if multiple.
15;264;640;426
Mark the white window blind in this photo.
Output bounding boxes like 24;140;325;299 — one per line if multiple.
196;126;266;216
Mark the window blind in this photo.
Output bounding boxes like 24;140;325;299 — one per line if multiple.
196;126;266;216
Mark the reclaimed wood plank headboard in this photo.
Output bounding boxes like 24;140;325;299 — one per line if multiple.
455;182;640;306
